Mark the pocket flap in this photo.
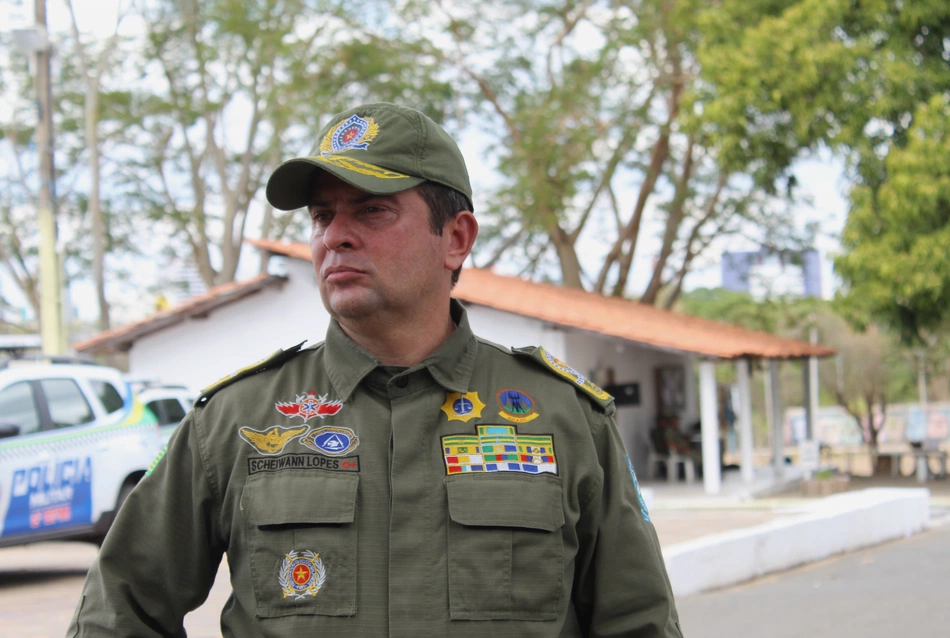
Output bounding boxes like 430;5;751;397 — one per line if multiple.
242;471;359;525
445;474;564;531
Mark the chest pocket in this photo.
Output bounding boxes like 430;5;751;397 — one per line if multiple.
445;474;564;621
242;471;358;618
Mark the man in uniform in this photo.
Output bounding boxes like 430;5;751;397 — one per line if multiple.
69;103;683;637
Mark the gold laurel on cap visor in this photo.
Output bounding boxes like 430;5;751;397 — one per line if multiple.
265;156;424;211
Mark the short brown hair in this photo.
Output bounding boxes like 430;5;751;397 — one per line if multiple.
416;182;472;286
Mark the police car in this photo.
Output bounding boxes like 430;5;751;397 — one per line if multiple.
0;358;161;547
134;383;195;445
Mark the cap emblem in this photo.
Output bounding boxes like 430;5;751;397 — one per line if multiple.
320;114;379;155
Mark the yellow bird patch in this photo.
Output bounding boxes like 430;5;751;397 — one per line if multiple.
239;425;309;456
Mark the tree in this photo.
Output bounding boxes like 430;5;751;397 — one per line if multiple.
116;0;347;289
700;0;950;339
116;0;455;290
814;310;917;466
835;94;950;344
0;31;92;331
65;0;130;330
400;0;820;303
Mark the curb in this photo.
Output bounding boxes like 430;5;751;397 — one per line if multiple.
662;488;930;598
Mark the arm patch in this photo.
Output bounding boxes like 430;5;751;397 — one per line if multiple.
512;346;614;410
196;341;308;404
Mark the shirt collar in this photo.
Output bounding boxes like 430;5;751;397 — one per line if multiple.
324;299;477;400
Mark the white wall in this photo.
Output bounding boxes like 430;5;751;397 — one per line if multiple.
562;332;697;472
464;304;566;354
124;268;703;452
128;259;330;392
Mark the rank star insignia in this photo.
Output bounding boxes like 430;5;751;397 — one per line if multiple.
276;392;344;422
279;550;327;599
239;425;309;456
441;391;486;422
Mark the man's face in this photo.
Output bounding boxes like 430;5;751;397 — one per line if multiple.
308;172;448;323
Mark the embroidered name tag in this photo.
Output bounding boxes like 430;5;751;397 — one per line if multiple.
248;454;360;475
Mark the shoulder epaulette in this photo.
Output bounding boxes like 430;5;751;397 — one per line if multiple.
196;341;308;405
512;346;614;410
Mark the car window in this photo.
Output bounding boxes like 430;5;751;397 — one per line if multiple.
146;398;187;426
40;379;95;428
91;380;125;414
0;382;41;436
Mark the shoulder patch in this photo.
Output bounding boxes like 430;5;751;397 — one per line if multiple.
512;346;614;409
197;341;308;405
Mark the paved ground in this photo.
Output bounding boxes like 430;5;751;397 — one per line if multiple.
677;524;950;638
650;507;791;545
0;542;229;637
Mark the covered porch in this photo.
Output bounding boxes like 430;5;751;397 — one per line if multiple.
451;268;836;496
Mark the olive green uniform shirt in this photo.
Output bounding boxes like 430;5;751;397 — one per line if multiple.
69;302;682;637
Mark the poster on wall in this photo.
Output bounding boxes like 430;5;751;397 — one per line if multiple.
656;366;686;417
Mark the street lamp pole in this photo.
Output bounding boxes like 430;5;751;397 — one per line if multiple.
21;0;66;355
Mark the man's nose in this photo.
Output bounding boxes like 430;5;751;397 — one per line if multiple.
321;214;357;250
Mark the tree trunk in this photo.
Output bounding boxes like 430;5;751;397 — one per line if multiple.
640;136;695;305
549;223;583;289
86;91;109;331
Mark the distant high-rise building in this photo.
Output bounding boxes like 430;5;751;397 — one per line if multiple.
721;248;822;299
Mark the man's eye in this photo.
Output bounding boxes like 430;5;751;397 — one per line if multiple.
311;211;331;223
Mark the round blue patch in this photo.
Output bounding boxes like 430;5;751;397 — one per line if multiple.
453;398;473;415
313;431;351;454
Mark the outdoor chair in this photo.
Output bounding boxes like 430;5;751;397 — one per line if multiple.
646;427;696;484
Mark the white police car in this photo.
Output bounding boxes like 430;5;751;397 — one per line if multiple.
134;384;195;445
0;358;161;547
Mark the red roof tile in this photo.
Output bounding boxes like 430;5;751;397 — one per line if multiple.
248;239;834;360
74;274;287;353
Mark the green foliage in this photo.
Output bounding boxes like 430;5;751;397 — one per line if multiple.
410;0;834;296
836;94;950;343
677;286;821;336
113;0;457;287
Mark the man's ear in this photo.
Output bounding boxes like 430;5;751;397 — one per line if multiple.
444;211;478;272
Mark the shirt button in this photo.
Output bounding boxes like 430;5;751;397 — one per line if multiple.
394;377;409;389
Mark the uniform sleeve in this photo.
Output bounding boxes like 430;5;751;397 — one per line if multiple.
67;409;225;637
572;410;683;637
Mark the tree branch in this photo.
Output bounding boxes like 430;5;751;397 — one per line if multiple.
640;133;696;305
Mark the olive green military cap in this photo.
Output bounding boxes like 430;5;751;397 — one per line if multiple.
266;102;474;212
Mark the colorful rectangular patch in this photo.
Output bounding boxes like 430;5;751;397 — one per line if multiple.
441;425;557;476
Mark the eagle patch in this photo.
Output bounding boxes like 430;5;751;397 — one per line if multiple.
239;425;309;456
